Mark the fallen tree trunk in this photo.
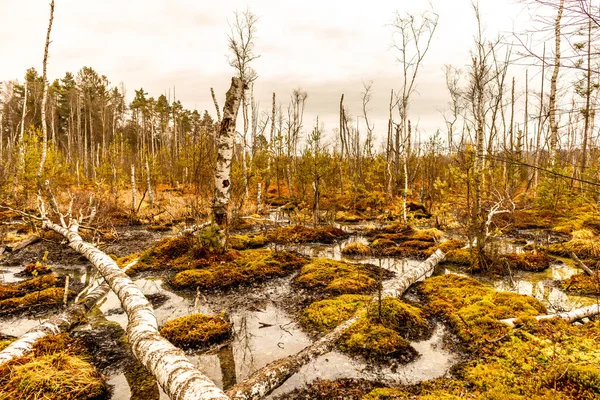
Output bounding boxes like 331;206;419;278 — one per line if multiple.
0;259;138;367
501;303;600;327
226;249;446;400
7;235;40;252
41;219;228;400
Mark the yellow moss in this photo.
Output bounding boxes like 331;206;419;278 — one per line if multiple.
371;238;396;249
443;248;472;265
503;251;552;272
336;211;365;222
0;352;106;400
366;298;430;340
436;239;466;253
300;295;371;333
548;239;600;259
229;234;268;250
340;318;416;360
342;242;373;256
412;228;443;241
267;225;349;244
170;250;306;290
572;229;596;240
19;262;52;277
296;259;378;295
32;334;86;357
0;287;69;314
418;274;545;344
0;274;59;301
559;272;600;296
160;313;232;349
361;388;410;400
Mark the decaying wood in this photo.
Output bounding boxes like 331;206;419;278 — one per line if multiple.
7;235;41;252
226;249;446;400
41;217;227;400
501;304;600;328
563;245;594;276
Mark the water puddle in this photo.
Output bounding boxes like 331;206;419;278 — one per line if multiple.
269;323;457;398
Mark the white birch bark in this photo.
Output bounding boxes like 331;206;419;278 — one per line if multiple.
146;158;155;206
37;0;55;178
226;249;446;400
131;164;137;213
0;260;138;367
501;304;600;328
212;77;244;229
548;0;563;165
41;219;228;400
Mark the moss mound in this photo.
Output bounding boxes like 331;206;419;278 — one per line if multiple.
418;274;546;345
548;239;600;259
340;318;416;361
0;287;70;316
300;295;371;333
366;227;442;257
128;234;237;274
160;313;232;349
503;251;552;272
443;248;472;266
267;225;349;244
366;298;430;341
361;388;411;400
342;243;373;257
0;274;59;301
296;259;382;295
229;234;268;250
559;272;600;296
0;333;105;400
170;249;306;290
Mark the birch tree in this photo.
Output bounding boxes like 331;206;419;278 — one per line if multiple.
37;0;55;178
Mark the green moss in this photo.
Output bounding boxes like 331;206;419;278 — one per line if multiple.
559;272;600;296
366;298;430;341
361;388;410;400
229;234;268;250
170;249;306;290
128;235;238;274
342;243;373;256
418;274;545;344
0;287;70;315
267;225;349;244
443;248;472;266
296;259;378;295
160;313;232;349
340;318;416;361
300;295;371;333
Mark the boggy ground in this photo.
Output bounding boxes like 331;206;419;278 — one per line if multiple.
1;203;600;399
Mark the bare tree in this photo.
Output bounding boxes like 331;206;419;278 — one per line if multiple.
390;6;439;223
37;0;55;178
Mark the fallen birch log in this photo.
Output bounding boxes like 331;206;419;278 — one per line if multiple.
226;249;446;400
41;218;228;400
0;259;138;367
501;303;600;327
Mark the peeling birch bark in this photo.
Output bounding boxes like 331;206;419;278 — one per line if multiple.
501;304;600;328
212;77;244;230
37;0;55;178
0;258;138;367
131;164;137;213
226;249;446;400
146;158;155;206
41;220;228;400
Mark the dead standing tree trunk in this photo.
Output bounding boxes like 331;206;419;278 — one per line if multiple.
37;0;55;178
212;77;244;236
549;0;564;165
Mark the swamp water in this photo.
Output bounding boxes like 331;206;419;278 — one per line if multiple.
0;227;595;399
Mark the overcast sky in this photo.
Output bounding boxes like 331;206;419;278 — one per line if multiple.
0;0;534;147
